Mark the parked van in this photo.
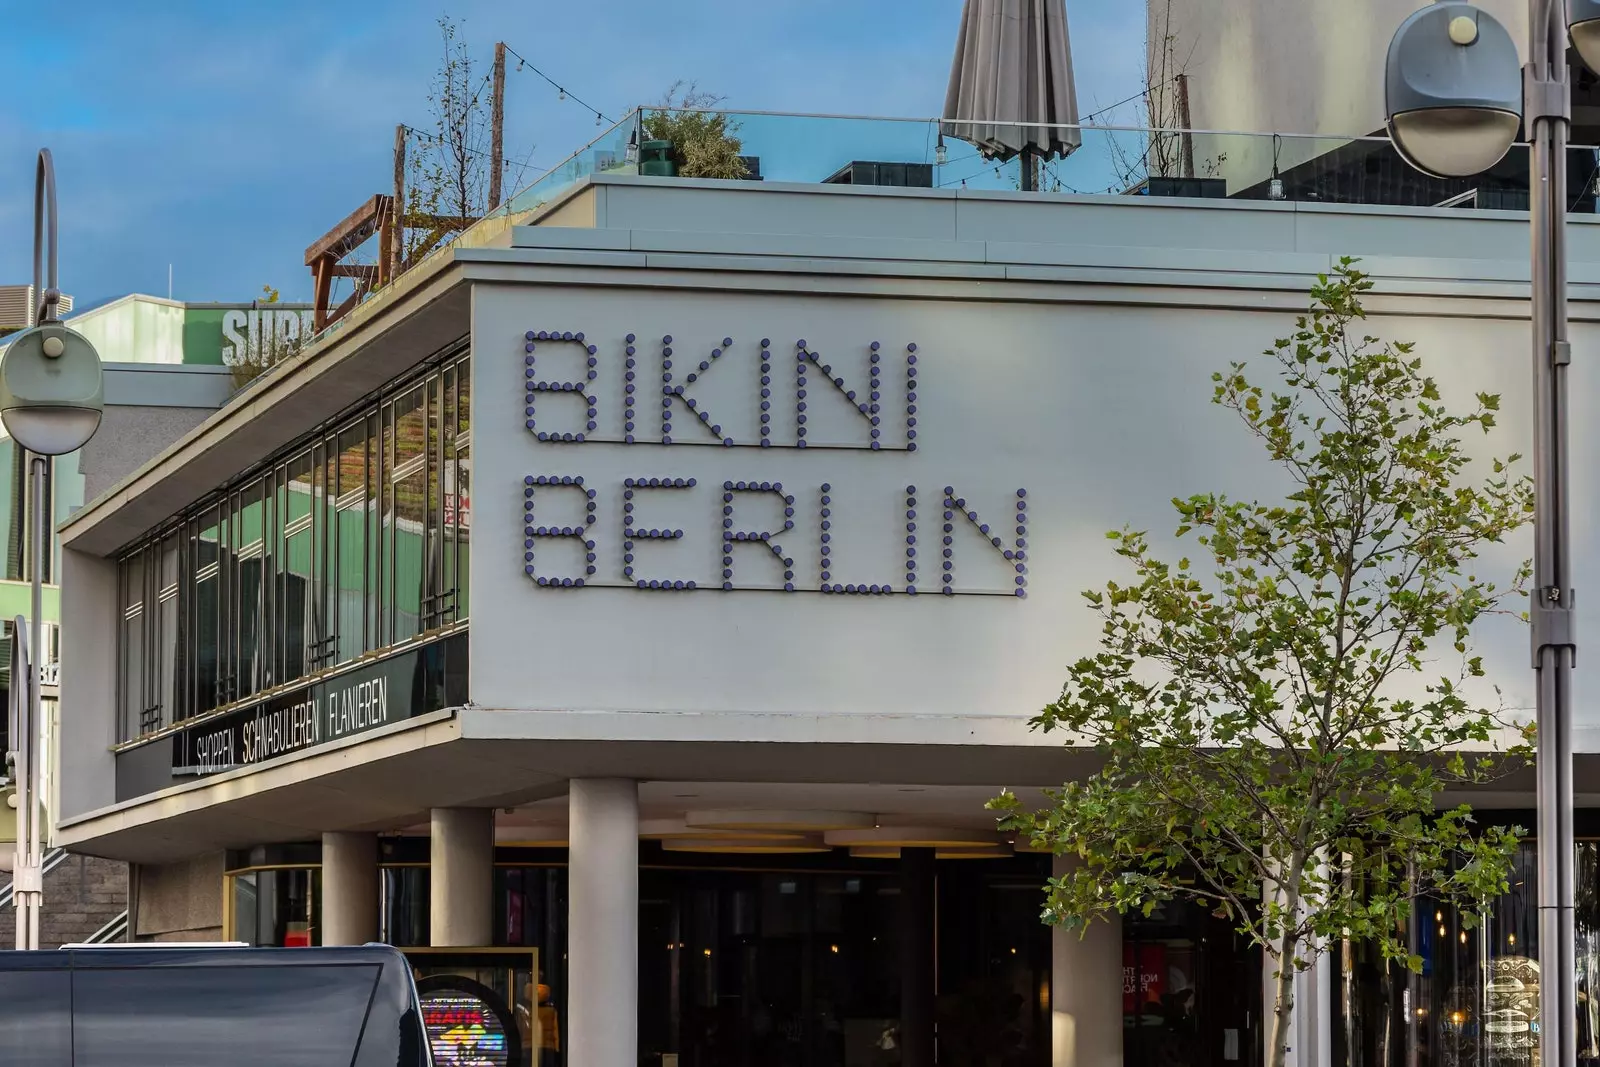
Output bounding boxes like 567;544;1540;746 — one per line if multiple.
0;943;431;1067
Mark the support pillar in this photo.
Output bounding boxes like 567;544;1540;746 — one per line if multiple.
430;808;493;947
1051;854;1123;1067
567;779;638;1067
322;832;379;946
899;847;937;1067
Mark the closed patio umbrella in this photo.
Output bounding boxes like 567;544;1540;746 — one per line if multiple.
942;0;1080;191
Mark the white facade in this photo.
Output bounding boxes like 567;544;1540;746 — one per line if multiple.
50;174;1600;1063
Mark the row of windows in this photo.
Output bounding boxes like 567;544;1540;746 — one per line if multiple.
117;351;471;742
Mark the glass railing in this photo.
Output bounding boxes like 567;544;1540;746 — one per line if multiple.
310;109;1600;346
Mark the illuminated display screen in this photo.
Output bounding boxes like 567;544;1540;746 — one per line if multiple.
421;992;511;1067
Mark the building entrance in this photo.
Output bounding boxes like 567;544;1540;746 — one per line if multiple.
637;850;1053;1067
1123;898;1262;1067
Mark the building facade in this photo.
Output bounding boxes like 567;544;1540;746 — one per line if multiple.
50;172;1600;1067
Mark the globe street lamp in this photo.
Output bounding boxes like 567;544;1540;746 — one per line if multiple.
1389;2;1580;1064
0;149;103;951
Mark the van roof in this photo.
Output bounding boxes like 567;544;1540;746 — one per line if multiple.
0;944;410;968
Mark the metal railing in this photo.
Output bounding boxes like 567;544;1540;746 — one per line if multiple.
305;109;1600;352
80;909;129;944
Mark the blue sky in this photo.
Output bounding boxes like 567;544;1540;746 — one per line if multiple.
0;1;1144;310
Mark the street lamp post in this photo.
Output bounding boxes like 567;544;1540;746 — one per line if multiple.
0;149;104;951
1387;2;1590;1064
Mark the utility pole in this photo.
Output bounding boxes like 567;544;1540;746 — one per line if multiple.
488;41;506;211
392;124;407;281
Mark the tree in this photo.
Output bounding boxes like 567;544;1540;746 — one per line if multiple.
1091;0;1222;193
994;260;1533;1067
641;81;748;180
406;15;493;257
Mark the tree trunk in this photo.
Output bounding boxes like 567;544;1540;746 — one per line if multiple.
1268;930;1298;1067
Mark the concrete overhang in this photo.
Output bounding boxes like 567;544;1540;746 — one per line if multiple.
56;706;1109;864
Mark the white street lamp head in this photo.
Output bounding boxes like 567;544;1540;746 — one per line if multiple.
0;323;104;456
1573;0;1600;74
1385;2;1522;178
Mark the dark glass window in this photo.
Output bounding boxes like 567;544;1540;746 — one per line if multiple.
191;507;223;718
383;866;431;947
72;963;378;1067
0;967;71;1067
333;423;370;664
389;385;427;644
115;350;469;743
234;479;266;699
155;536;179;728
119;553;145;740
230;868;321;947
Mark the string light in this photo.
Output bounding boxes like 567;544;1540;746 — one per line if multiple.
502;43;612;124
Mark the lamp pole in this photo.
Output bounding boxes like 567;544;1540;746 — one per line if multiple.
1526;3;1577;1064
1;149;104;950
1387;2;1584;1062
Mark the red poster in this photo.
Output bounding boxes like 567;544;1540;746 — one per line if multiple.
1122;944;1167;1016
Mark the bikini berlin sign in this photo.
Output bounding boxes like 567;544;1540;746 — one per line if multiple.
518;330;1030;598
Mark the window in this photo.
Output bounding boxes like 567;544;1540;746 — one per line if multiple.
0;967;71;1067
233;479;267;699
72;964;377;1067
278;450;317;687
115;351;469;743
333;422;370;664
388;385;428;645
119;553;145;740
190;507;223;719
155;536;179;730
228;868;321;947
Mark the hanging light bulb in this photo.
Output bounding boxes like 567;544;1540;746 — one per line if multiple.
935;132;947;166
559;87;566;101
595;111;603;126
1267;133;1286;201
625;127;639;165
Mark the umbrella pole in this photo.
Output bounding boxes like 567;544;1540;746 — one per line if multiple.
1021;149;1038;192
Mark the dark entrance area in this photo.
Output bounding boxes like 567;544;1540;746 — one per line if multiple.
636;848;1053;1067
1124;899;1262;1067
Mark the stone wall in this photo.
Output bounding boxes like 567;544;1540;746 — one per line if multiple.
131;852;225;942
0;853;128;949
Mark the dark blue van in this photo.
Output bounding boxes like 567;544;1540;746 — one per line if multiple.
0;943;431;1067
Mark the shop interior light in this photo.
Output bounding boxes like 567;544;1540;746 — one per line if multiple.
823;825;1001;849
684;809;876;833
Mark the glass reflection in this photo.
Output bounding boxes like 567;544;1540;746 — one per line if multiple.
1337;838;1600;1067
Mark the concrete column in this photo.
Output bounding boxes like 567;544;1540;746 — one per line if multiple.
899;847;937;1067
321;832;379;945
1051;854;1123;1067
430;808;494;947
567;779;638;1067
